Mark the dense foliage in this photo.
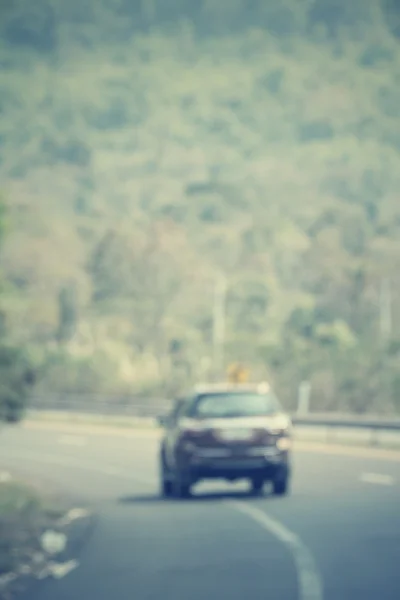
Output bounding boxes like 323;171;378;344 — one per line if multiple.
0;0;399;412
0;198;35;422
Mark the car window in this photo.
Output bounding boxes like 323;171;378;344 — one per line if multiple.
188;392;280;419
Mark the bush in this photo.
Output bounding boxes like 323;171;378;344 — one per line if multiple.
0;344;35;423
37;350;127;394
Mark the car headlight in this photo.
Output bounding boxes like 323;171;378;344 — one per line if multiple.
266;421;292;450
276;436;292;451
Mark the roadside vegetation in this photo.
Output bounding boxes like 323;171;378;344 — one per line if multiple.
0;476;68;597
0;197;35;423
0;0;399;412
0;480;46;575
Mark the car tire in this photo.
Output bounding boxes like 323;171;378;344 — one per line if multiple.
160;455;173;498
161;477;173;498
250;478;264;496
173;478;191;499
272;476;290;496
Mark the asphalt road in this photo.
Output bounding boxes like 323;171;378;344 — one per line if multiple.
1;423;399;600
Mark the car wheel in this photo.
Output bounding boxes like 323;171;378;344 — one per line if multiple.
272;476;290;496
161;477;173;498
160;455;173;498
173;478;191;499
250;477;264;496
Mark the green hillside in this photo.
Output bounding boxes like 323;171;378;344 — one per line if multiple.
0;0;400;412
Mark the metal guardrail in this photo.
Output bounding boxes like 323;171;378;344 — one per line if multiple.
26;394;400;449
28;394;171;417
28;394;400;430
292;414;400;431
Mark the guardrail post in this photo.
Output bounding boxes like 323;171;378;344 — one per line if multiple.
297;381;311;416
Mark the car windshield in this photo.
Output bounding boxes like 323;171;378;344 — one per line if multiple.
189;392;280;419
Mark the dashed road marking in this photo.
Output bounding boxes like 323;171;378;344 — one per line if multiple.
359;472;395;486
228;501;323;600
7;451;154;485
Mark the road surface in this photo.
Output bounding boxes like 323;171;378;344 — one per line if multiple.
1;423;399;600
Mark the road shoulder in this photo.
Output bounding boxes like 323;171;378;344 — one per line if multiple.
0;470;95;599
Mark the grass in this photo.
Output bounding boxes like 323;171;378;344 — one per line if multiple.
0;478;67;580
0;481;42;575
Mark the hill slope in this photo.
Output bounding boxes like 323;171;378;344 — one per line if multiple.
0;0;400;411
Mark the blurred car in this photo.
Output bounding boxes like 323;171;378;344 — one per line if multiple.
158;382;292;498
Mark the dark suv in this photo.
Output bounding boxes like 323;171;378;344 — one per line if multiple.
158;383;292;498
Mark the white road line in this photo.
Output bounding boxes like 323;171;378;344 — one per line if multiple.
359;472;395;486
51;559;79;579
228;501;323;600
58;435;87;447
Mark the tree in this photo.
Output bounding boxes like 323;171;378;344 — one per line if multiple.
0;196;35;422
56;284;78;345
0;0;399;408
0;344;35;422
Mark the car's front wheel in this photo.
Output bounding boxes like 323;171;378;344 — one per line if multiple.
161;477;173;498
250;477;265;496
160;455;173;498
173;478;191;499
272;475;290;496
